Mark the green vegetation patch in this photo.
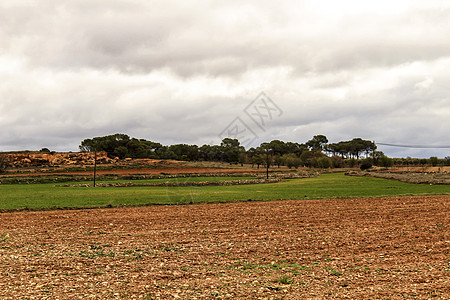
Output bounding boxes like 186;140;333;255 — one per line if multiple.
1;173;449;211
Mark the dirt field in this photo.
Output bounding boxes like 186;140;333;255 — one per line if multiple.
1;167;269;178
0;196;449;299
348;168;450;185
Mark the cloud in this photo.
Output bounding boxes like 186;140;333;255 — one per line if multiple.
3;0;448;76
0;0;450;157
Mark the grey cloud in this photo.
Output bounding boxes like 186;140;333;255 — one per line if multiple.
2;1;448;77
1;1;450;158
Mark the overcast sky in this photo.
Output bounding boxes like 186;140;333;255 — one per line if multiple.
1;0;449;157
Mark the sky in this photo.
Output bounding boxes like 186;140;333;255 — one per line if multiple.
1;0;449;158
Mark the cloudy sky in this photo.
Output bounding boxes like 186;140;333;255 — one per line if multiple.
1;0;449;157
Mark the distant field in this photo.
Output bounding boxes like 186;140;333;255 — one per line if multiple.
1;173;450;211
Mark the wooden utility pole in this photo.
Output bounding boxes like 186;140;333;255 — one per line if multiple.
93;151;97;187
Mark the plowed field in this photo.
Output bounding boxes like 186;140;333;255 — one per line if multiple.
2;167;266;177
0;195;449;299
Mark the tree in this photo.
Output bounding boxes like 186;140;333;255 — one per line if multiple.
79;133;131;157
429;156;439;167
220;138;240;149
220;138;244;164
114;146;129;159
348;138;365;159
0;154;9;174
282;153;301;169
327;138;376;159
286;142;306;156
75;134;382;166
300;151;315;167
267;140;287;156
371;151;385;165
210;145;225;161
199;144;223;161
445;156;450;166
349;138;376;159
273;154;283;168
238;152;248;166
363;140;377;157
127;138;162;159
250;154;264;169
169;144;199;161
258;142;273;178
299;150;327;168
155;146;177;160
79;134;167;159
327;141;352;158
247;148;257;167
306;135;328;152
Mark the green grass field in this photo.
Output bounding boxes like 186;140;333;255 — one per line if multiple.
0;173;449;210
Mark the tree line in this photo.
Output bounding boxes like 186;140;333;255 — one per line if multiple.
79;133;394;169
0;134;446;174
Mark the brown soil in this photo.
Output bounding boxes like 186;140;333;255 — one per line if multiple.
1;167;267;177
0;196;449;299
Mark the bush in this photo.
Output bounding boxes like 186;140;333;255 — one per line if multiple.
284;154;302;169
314;156;332;168
445;156;450;166
360;158;373;171
345;158;357;168
429;156;439;167
377;155;393;167
0;154;10;174
330;155;344;168
299;151;315;167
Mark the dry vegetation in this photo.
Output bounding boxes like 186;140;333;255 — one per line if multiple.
348;166;450;185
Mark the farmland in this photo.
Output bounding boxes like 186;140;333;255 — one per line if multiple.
0;195;449;298
1;172;450;211
0;160;449;298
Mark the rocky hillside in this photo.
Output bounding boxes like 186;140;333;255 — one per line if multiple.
3;152;113;166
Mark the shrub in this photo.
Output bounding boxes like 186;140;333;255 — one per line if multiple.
277;275;293;284
377;155;393;167
346;158;357;168
360;158;373;170
284;154;302;169
330;155;344;168
429;156;439;167
314;156;332;168
445;156;450;166
300;151;315;167
0;154;9;174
